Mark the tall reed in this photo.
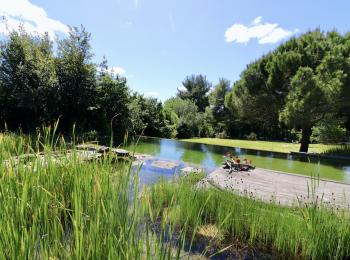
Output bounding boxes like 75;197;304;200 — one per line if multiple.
0;126;185;259
146;176;350;259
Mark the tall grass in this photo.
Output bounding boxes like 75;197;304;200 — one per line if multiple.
146;176;350;259
0;126;187;259
323;145;350;157
1;125;350;259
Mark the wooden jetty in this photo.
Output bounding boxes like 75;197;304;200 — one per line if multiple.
207;167;350;208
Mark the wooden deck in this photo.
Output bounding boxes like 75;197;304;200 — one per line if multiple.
207;167;350;208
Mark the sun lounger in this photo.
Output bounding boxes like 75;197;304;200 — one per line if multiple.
222;159;255;173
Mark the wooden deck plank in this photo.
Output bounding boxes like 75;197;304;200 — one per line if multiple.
207;167;350;208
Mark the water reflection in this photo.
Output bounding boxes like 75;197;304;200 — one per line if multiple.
124;137;350;183
344;167;350;183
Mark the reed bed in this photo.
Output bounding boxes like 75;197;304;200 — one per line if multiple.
323;145;350;157
0;127;185;259
146;176;350;259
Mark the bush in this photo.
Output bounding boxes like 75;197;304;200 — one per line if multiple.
246;132;257;140
313;120;347;143
82;130;99;141
215;130;228;139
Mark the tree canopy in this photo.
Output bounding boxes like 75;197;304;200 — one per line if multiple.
225;29;350;151
177;74;211;112
0;26;171;142
0;27;349;148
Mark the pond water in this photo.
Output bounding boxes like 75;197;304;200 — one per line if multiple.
125;137;350;184
132;157;188;185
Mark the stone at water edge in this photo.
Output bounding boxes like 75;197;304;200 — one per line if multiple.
151;160;179;169
180;166;203;176
111;148;130;157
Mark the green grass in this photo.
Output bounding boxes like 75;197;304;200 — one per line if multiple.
322;145;350;157
182;138;341;154
0;126;188;259
146;176;350;259
1;126;350;259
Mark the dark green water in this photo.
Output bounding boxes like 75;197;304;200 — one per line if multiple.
125;137;350;183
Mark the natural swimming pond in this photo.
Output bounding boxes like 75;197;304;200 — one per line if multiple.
125;137;350;183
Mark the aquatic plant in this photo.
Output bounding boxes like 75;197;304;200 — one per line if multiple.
146;176;350;259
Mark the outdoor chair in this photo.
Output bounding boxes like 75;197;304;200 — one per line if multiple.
222;159;255;173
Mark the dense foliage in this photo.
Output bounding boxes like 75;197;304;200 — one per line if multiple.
0;27;170;141
225;30;350;151
1;27;349;151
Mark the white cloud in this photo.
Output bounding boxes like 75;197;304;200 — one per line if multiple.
225;16;297;44
0;0;69;39
251;16;262;25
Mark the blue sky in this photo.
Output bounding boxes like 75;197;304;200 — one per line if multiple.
0;0;349;101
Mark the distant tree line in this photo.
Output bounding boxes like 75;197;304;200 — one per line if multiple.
158;29;350;152
0;26;170;141
0;27;349;151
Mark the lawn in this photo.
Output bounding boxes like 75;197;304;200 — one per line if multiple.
182;138;340;154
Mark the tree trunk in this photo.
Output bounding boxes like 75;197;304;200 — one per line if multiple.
299;127;312;153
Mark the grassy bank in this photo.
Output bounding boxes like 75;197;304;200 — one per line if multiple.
182;138;341;154
146;176;350;259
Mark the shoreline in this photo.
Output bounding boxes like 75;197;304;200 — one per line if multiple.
206;167;350;208
179;137;350;160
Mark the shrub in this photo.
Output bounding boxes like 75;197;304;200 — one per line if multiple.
246;132;257;140
82;130;99;141
313;120;347;143
215;130;228;139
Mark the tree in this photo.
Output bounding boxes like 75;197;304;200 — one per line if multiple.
164;97;199;138
128;94;168;138
96;70;130;141
55;26;97;131
162;108;179;138
197;107;214;137
0;28;57;130
279;67;329;152
177;74;211;112
225;29;350;141
209;78;232;135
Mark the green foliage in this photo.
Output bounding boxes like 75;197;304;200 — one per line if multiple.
1;26;350;144
226;29;350;150
177;74;211;112
0;26;171;141
323;145;350;156
0;28;57;129
163;97;215;138
149;178;350;260
56;26;97;130
95;69;130;140
209;78;233;135
197;107;215;137
162;108;179;138
245;132;258;140
0;130;190;258
164;97;199;138
280;67;326;128
128;94;169;138
313;119;347;143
